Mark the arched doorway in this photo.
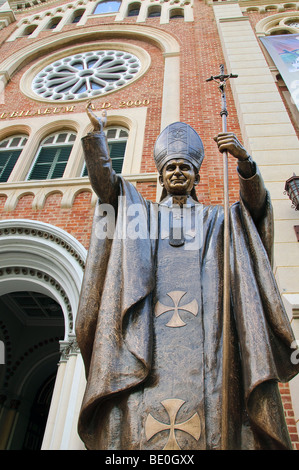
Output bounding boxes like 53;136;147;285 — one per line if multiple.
0;291;64;450
0;219;87;449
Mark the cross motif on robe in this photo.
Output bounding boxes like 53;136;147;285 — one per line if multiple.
145;398;201;450
154;291;198;327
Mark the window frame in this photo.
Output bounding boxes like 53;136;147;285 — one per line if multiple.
26;131;76;181
81;126;128;176
71;9;85;23
148;5;161;18
169;8;184;20
45;16;63;30
93;0;121;16
0;134;28;183
127;2;141;17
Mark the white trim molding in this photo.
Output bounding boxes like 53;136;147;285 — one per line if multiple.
0;218;87;340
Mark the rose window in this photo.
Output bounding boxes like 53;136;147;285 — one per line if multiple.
31;50;141;101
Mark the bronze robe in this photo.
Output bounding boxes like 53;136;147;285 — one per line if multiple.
76;136;299;450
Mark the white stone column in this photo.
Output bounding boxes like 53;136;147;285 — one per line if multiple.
6;21;25;42
184;4;194;23
213;3;299;292
60;353;86;450
82;0;99;23
26;16;52;39
115;0;128;21
54;7;75;31
213;0;299;439
136;1;148;23
160;53;180;129
160;3;169;24
42;336;79;449
157;50;181;201
0;70;8;105
41;360;67;449
63;116;86;179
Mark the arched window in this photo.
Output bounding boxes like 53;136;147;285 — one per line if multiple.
93;0;121;15
170;8;184;20
0;134;28;183
82;127;128;176
127;2;140;17
27;131;76;181
256;12;299;36
46;17;62;30
22;24;38;36
270;29;292;35
71;9;85;23
148;5;161;18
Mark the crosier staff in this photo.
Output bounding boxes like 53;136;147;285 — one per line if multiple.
206;64;238;451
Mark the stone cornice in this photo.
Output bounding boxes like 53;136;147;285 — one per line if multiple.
0;173;158;210
239;0;299;6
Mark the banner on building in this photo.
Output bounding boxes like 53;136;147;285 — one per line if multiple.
260;34;299;111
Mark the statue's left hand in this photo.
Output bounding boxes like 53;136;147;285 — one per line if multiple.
214;132;250;161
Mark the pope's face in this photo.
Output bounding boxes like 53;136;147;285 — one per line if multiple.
160;158;199;196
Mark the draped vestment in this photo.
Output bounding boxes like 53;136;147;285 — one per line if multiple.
76;133;299;450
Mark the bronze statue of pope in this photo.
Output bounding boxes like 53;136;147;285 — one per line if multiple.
76;105;299;450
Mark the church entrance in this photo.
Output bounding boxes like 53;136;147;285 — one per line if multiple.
0;218;87;449
0;290;64;450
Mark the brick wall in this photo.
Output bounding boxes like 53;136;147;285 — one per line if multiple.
0;192;94;249
279;382;299;449
0;3;242;206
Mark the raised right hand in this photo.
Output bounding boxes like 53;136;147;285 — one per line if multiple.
86;102;107;132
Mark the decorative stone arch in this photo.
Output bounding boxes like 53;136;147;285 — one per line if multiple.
44;15;63;30
256;11;299;35
26;119;80;144
0;124;31;142
264;4;280;12
8;119;80;184
0;105;151;209
0;219;87;341
20;41;150;103
62;186;93;208
147;3;162;18
1;24;179;78
15;351;60;397
34;188;65;209
7;0;91;41
0;219;87;449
